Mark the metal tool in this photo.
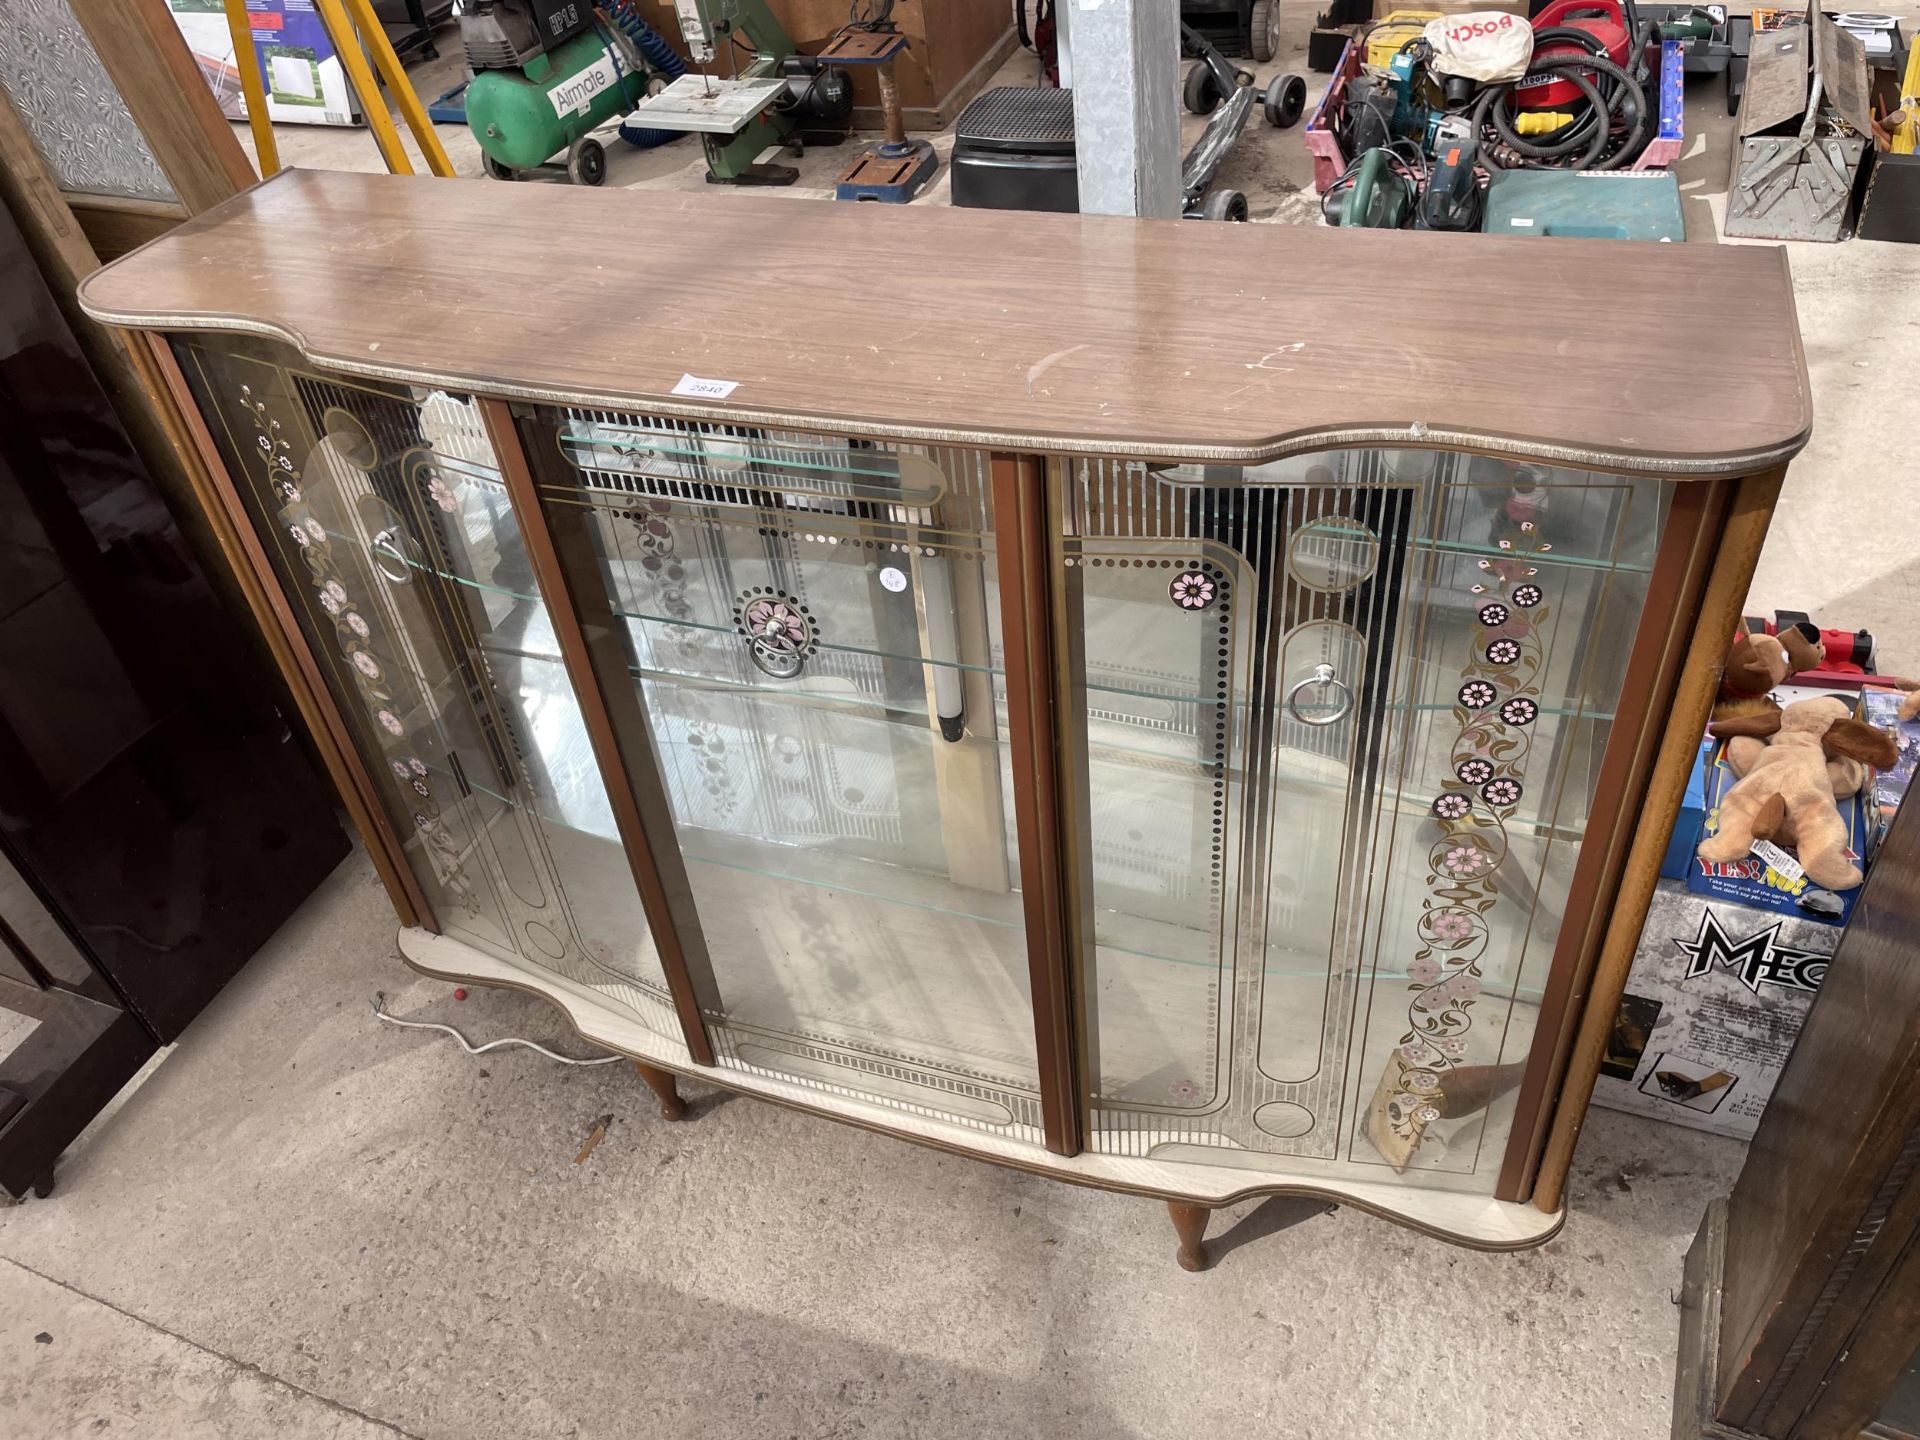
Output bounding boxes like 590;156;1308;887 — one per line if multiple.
826;14;939;204
624;0;853;185
456;0;689;185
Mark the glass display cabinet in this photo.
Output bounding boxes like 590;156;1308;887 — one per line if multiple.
81;170;1812;1262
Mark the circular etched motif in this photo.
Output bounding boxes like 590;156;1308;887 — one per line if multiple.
321;407;377;471
1482;777;1523;807
1458;680;1497;710
1477;603;1510;628
734;589;816;678
1456;757;1494;786
1432;792;1471;821
1252;1101;1317;1139
1499;697;1540;727
1511;584;1544;608
1485;638;1521;666
1286;516;1379;592
1169;570;1217;611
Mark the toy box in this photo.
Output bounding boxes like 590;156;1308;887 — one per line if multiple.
1660;738;1715;882
1593;881;1834;1139
1686;708;1872;928
1859;686;1920;813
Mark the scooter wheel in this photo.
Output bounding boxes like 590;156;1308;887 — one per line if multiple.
1250;0;1278;62
1184;61;1222;116
1265;74;1308;129
1200;188;1249;222
481;152;521;182
568;136;608;187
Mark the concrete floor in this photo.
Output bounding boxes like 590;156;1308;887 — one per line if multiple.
5;10;1916;1438
2;848;1745;1440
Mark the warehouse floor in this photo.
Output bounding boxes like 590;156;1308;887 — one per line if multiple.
2;849;1743;1440
4;9;1917;1439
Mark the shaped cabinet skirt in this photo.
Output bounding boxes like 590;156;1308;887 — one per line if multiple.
169;331;1696;1231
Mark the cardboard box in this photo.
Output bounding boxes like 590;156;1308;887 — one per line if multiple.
1593;881;1835;1139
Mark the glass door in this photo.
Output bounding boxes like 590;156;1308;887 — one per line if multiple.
171;335;686;1044
1061;451;1671;1194
520;409;1044;1143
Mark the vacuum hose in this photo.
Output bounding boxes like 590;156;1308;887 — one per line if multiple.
1474;45;1651;171
605;0;687;149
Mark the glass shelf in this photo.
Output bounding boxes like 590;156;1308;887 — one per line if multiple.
553;421;949;506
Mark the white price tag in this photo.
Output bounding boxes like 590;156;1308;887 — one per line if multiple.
671;373;740;399
1751;839;1805;883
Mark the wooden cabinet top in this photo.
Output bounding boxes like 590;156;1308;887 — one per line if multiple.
79;168;1811;476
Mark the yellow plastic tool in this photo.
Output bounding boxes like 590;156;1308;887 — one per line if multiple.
1514;111;1575;135
1892;40;1918;154
222;0;278;176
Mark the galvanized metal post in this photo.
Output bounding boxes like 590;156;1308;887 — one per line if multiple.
1067;0;1181;218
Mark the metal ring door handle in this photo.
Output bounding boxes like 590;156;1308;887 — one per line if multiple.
1286;662;1354;727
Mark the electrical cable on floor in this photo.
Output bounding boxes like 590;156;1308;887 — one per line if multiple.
371;992;623;1066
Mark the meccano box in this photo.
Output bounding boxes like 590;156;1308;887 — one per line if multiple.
1593;881;1835;1140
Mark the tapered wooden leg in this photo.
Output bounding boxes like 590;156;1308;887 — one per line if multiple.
633;1061;687;1121
1167;1201;1212;1272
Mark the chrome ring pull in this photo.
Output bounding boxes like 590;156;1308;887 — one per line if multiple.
370;528;415;585
1286;662;1354;727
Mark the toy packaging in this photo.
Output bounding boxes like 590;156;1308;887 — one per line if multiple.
1859;686;1920;814
1593;881;1835;1139
1686;687;1895;927
1660;739;1715;881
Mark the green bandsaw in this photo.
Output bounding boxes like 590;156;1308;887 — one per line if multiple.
627;0;854;185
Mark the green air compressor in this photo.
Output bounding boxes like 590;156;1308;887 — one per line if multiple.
459;0;679;185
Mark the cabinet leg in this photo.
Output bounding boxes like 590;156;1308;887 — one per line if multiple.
1167;1201;1212;1272
632;1061;688;1121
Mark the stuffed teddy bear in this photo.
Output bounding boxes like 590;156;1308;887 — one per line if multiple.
1715;622;1826;721
1696;695;1899;890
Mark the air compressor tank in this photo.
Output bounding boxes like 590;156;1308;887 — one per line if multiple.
467;31;649;176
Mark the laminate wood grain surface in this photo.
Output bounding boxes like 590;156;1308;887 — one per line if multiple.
79;168;1813;475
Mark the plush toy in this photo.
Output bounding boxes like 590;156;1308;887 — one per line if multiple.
1696;695;1899;890
1716;622;1825;720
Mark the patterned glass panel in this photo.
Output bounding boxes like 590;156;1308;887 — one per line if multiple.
531;410;1042;1143
0;0;176;202
171;335;683;1045
1065;450;1669;1196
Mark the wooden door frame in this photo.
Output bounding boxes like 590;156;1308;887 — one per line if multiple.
1527;470;1783;1212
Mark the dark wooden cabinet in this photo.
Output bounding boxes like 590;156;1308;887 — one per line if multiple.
1675;790;1920;1439
0;193;350;1199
